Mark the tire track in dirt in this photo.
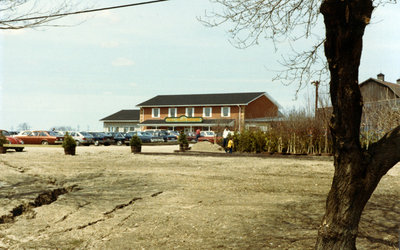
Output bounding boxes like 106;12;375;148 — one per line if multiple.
0;160;25;173
58;190;163;240
0;185;80;224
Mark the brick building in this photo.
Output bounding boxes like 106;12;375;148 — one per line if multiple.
136;92;282;132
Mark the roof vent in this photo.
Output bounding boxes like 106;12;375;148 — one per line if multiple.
377;73;385;81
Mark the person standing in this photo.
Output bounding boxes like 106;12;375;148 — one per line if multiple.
195;128;201;142
222;126;230;150
226;135;234;154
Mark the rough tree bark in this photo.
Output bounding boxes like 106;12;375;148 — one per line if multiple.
316;0;400;248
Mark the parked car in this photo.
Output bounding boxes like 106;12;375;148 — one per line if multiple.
68;131;94;146
88;132;114;146
145;130;178;142
125;131;152;144
142;131;164;143
0;129;24;152
198;130;222;144
107;132;128;146
186;131;197;142
15;130;64;145
166;130;179;141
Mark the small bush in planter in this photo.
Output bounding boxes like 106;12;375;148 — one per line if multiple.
178;131;189;151
0;131;7;154
130;135;142;153
62;132;77;155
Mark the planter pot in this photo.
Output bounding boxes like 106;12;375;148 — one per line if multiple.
0;146;6;154
131;145;142;154
64;147;76;155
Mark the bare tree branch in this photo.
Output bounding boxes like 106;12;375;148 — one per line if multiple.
200;0;397;89
200;0;321;48
0;0;168;30
0;0;77;29
200;0;326;89
366;120;400;177
273;38;329;95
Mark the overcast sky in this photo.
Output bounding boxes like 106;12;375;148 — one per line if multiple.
1;0;399;131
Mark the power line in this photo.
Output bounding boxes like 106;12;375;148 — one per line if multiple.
2;0;169;23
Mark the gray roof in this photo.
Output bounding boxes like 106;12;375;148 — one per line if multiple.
137;92;267;107
360;78;400;97
100;110;140;121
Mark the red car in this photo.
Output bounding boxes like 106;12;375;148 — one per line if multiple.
0;130;24;152
15;130;64;145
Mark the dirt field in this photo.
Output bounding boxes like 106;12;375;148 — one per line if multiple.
0;145;398;249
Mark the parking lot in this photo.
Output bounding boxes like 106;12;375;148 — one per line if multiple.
0;146;398;249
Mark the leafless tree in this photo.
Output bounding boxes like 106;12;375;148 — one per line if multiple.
203;0;399;248
200;0;328;93
17;122;30;130
0;0;77;29
0;0;167;30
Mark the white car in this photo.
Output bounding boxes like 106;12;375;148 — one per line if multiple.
200;131;216;137
67;131;94;146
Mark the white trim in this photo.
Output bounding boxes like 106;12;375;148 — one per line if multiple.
185;107;194;117
203;107;212;117
138;103;248;108
221;107;231;117
152;108;160;118
168;107;177;117
102;120;139;122
139;121;235;127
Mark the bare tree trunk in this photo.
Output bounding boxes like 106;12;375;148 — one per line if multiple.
316;0;375;248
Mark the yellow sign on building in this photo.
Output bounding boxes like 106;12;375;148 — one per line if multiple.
165;116;203;123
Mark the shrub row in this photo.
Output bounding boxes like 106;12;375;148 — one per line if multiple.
231;125;332;155
230;124;388;155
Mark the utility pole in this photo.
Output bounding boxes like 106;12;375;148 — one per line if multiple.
311;81;320;116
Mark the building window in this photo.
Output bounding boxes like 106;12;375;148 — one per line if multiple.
221;107;231;117
203;107;212;117
152;108;160;118
186;107;194;117
168;108;177;117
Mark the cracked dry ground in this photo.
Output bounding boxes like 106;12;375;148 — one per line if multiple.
0;147;399;249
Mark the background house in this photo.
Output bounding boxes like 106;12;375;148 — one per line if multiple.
100;110;140;132
360;73;400;103
360;73;400;132
316;73;400;133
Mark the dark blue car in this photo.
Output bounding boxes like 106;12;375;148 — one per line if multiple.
125;131;152;144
